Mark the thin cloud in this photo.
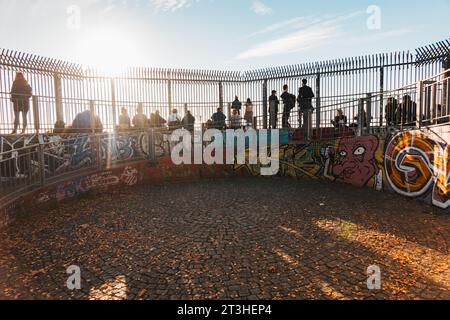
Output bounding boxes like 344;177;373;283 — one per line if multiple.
238;11;364;60
251;1;273;16
237;26;339;60
150;0;201;12
249;11;363;37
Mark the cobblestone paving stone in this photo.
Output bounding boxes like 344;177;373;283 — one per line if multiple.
0;177;449;300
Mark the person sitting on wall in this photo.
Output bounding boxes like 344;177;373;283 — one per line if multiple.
211;107;227;130
72;110;103;133
118;107;131;131
350;109;368;128
132;103;149;130
53;120;66;134
168;108;182;131
150;110;167;129
182;110;196;133
385;97;399;126
230;109;243;130
331;109;348;129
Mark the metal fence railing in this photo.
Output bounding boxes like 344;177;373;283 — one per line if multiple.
1;39;449;135
0;131;161;202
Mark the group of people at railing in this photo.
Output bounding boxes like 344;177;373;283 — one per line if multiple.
5;72;449;136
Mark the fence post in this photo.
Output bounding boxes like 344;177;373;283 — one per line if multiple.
379;67;385;127
53;73;63;123
417;80;424;128
315;73;321;132
366;93;372;134
219;82;224;109
357;98;364;136
168;79;173;115
262;79;268;129
89;100;96;134
32;96;40;134
111;79;118;132
38;143;45;187
149;129;157;162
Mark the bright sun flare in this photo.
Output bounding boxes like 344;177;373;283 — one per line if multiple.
75;27;141;76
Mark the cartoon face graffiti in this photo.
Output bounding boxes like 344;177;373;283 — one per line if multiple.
331;136;379;187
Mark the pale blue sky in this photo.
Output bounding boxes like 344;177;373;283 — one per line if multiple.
0;0;449;71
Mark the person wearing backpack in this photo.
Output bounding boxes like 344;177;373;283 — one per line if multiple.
280;85;295;128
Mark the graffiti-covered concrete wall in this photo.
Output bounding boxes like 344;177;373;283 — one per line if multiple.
237;126;450;211
1;126;448;229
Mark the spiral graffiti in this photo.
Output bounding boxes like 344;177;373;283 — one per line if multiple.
385;131;450;208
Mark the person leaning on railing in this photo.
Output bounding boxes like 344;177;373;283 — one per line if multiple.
385;97;399;126
331;109;348;128
10;72;32;135
168;108;182;131
230;109;243;130
211;107;227;130
182;110;195;133
149;110;167;129
133;104;150;130
269;90;280;129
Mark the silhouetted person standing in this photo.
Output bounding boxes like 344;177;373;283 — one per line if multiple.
182;110;196;133
281;85;295;128
10;72;32;134
231;96;242;115
298;79;315;132
244;98;254;127
269;90;280;129
385;97;399;126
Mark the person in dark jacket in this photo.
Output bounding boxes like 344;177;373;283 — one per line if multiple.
10;72;32;134
331;109;348;128
211;107;227;130
280;85;295;128
385;97;398;126
269;90;280;129
399;95;417;126
231;96;242;115
297;79;315;129
182;110;196;133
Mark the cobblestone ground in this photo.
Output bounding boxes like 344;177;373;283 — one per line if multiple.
0;177;449;300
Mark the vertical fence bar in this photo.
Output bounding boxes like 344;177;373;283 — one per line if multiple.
315;73;321;132
54;73;63;124
38;143;45;187
168;79;172;115
89;100;95;134
262;79;268;129
32;95;40;134
219;81;224;109
358;98;364;136
417;80;424;128
379;66;384;126
111;78;118;132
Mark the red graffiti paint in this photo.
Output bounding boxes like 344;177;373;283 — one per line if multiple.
332;136;379;187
